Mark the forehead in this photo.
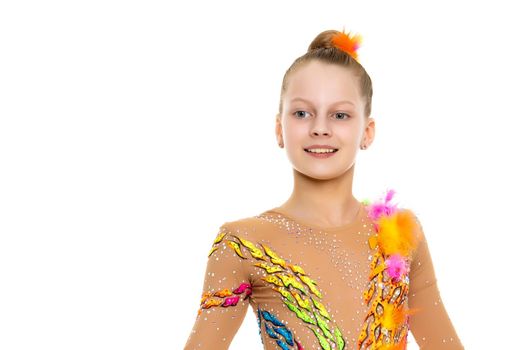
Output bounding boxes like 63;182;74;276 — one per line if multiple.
285;60;361;106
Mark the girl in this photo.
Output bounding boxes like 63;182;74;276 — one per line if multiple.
184;28;463;350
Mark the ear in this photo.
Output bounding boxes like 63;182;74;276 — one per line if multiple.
275;113;283;146
363;117;375;146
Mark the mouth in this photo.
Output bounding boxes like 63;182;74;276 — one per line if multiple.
304;148;339;154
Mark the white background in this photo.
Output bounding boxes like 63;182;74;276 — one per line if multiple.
1;0;523;349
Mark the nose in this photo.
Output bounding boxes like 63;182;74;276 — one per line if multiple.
310;116;331;137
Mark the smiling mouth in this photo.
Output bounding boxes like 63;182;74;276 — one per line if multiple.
304;148;339;153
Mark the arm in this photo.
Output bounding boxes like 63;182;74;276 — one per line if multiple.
408;212;464;349
184;225;252;350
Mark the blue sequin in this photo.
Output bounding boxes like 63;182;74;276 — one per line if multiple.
265;323;279;338
276;339;289;350
262;310;285;326
274;326;294;346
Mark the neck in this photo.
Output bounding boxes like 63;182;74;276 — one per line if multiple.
278;164;361;227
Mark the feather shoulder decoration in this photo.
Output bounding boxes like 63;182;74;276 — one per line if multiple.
357;189;423;349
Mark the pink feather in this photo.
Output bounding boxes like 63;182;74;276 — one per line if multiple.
366;188;399;221
385;253;407;281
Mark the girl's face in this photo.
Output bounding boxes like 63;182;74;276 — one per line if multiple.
276;60;374;180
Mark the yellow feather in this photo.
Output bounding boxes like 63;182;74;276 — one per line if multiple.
377;209;421;257
382;302;408;330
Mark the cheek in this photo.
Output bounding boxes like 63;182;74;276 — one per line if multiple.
335;124;361;141
283;119;308;142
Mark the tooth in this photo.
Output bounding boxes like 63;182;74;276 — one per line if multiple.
307;148;336;153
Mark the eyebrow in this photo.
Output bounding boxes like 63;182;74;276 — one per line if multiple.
290;97;355;107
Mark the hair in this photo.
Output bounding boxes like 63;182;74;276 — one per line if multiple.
278;29;373;119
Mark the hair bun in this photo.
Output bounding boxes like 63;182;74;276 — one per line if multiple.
308;28;363;62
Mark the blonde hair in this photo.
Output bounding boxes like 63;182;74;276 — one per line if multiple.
278;29;373;118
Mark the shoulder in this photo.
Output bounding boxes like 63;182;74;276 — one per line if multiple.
364;189;427;252
217;211;273;240
398;206;426;240
400;206;422;224
207;213;274;265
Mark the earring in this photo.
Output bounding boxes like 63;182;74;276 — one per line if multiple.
278;141;284;148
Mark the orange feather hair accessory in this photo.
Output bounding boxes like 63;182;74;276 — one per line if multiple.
331;27;363;62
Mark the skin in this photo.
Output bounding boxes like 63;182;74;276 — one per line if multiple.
274;59;376;228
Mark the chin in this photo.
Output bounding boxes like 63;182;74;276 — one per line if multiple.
295;165;350;181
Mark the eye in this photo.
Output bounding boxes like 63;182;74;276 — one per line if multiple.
334;112;350;120
293;110;311;119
